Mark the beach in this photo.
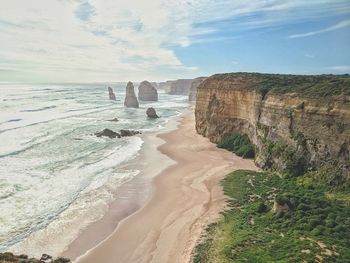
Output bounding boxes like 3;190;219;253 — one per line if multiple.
74;110;259;263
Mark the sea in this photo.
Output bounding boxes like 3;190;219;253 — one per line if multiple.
0;82;188;256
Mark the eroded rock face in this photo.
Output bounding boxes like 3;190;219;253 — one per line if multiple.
189;77;207;101
138;81;158;101
124;81;139;108
108;87;116;100
168;79;193;95
146;107;159;118
195;73;350;170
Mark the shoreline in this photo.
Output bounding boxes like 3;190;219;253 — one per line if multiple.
61;110;183;260
74;110;259;263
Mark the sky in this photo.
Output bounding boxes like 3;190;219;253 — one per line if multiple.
0;0;349;82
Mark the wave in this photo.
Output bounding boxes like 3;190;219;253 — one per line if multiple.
20;106;57;112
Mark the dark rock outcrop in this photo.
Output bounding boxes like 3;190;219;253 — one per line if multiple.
189;77;207;101
146;107;159;118
95;129;121;138
124;81;139;108
107;117;119;122
0;252;70;263
195;73;350;172
120;129;141;137
138;81;158;101
108;87;116;100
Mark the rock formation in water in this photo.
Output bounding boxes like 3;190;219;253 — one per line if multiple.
146;107;159;118
195;72;350;173
138;81;158;101
108;87;116;100
95;129;141;138
107;117;119;122
189;77;207;101
95;128;121;138
168;79;193;95
124;81;139;108
158;80;174;93
120;129;141;136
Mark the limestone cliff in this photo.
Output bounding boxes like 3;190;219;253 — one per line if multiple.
189;77;207;101
168;79;193;95
124;81;139;108
138;81;158;101
195;73;350;172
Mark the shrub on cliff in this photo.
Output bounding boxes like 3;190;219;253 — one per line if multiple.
217;134;255;158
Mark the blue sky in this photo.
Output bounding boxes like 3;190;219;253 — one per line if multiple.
0;0;349;82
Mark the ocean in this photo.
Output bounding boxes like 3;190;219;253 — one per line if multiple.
0;82;188;256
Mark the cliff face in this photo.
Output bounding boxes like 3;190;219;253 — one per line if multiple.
195;73;350;171
168;79;193;95
138;81;158;101
189;77;207;101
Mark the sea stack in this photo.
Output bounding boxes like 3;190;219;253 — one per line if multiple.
124;81;139;108
146;107;159;118
138;81;158;101
108;87;116;100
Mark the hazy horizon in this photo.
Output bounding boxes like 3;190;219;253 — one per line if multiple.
0;0;349;83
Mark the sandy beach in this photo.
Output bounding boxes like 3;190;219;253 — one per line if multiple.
73;111;258;263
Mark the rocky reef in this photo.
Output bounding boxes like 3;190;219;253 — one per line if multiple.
138;81;158;101
108;86;116;100
195;73;350;173
189;77;207;101
124;81;139;108
0;252;70;263
95;129;141;138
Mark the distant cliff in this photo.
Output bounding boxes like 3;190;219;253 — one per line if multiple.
189;77;207;101
195;73;350;173
168;79;193;95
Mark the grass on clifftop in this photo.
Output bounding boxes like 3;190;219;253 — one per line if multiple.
193;170;350;263
210;72;350;97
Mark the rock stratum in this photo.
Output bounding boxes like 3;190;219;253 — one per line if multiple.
124;81;139;108
189;77;207;101
138;81;158;101
195;73;350;173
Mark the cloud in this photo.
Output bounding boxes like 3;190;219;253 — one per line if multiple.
327;65;350;72
289;19;350;38
0;0;349;82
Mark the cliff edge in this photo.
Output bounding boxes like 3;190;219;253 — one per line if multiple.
195;72;350;174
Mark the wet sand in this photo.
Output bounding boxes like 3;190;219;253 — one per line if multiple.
74;111;258;263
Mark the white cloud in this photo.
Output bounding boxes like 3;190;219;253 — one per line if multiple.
289;19;350;38
0;0;348;82
327;65;350;72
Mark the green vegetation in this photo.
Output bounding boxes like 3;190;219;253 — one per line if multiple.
211;72;350;97
217;134;255;158
194;170;350;263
